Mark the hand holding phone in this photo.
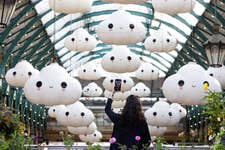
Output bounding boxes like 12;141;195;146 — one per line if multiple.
114;79;122;92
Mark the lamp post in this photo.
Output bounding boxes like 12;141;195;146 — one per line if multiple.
203;26;225;68
0;0;17;28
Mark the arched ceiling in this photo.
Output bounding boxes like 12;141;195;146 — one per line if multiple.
0;0;224;134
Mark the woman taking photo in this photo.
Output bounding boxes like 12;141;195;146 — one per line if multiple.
105;95;151;150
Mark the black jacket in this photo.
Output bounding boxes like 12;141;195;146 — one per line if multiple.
105;99;151;150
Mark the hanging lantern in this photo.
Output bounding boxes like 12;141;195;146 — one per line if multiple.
203;26;225;67
0;0;17;28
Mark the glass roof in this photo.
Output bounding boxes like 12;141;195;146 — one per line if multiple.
32;0;211;77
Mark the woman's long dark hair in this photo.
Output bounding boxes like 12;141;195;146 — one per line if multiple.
120;95;145;127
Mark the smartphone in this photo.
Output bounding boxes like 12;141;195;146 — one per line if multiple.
114;79;122;91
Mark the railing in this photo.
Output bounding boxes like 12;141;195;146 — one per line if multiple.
25;143;210;150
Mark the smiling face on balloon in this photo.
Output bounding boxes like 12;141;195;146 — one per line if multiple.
78;63;101;80
64;28;97;52
48;0;93;14
56;101;95;127
5;60;39;87
97;10;146;45
144;30;177;52
48;105;67;118
131;82;151;97
162;62;222;105
83;82;103;97
24;63;82;106
135;63;159;81
101;46;141;73
145;101;180;126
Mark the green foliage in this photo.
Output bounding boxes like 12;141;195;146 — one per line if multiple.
155;137;165;150
0;106;32;150
86;142;102;150
204;91;225;135
204;91;225;149
59;131;74;149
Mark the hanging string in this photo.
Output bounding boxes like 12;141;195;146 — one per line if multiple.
52;0;57;63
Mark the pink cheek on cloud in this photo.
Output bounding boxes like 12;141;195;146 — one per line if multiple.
179;86;183;90
37;88;41;91
109;29;112;32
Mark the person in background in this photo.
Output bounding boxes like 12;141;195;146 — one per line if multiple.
105;95;151;150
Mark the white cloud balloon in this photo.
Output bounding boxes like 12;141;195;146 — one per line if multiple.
67;122;97;135
64;28;98;52
148;125;167;137
96;10;146;45
144;30;177;52
56;101;95;127
77;63;102;80
101;46;141;73
5;60;39;88
79;130;102;143
131;82;151;97
170;103;187;118
103;75;134;91
24;63;82;106
151;0;196;14
83;82;103;97
135;63;159;81
48;105;67;118
145;101;182;126
102;0;147;4
207;66;225;89
48;0;93;14
162;62;222;105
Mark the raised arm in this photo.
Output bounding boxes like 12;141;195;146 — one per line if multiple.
105;98;120;123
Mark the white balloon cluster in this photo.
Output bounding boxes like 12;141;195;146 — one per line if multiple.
145;101;186;127
102;0;147;4
83;82;103;97
144;30;177;52
207;66;225;89
48;0;93;14
78;63;102;81
162;62;222;105
131;82;151;97
48;102;101;142
56;101;94;127
64;28;98;52
24;63;82;106
135;63;159;81
151;0;196;14
96;10;146;45
101;46;141;73
5;60;39;88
